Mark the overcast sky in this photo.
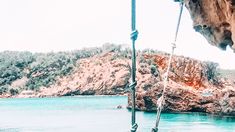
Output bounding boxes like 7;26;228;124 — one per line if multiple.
0;0;234;69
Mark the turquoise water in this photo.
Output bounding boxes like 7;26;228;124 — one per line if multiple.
0;96;235;132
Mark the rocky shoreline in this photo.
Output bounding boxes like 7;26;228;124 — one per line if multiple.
1;51;235;116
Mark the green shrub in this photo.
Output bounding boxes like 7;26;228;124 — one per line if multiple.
9;88;19;95
0;85;9;95
204;61;220;84
0;51;34;86
150;64;158;77
102;43;121;52
26;52;77;90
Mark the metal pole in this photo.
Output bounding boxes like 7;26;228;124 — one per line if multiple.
131;0;136;31
130;0;138;131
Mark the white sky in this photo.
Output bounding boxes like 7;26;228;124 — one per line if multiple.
0;0;234;69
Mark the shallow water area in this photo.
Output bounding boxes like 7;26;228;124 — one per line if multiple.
0;96;234;132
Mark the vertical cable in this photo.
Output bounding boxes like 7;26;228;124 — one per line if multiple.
130;0;138;131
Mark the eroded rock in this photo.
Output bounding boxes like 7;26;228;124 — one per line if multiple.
184;0;235;50
128;53;235;115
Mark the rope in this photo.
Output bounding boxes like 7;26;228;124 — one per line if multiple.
130;0;138;132
152;1;184;132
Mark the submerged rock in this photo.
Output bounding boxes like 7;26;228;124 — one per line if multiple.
117;105;123;109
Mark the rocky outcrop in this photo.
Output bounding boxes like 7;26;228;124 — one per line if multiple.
132;80;235;115
172;1;235;114
184;0;235;51
127;53;235;116
132;0;235;115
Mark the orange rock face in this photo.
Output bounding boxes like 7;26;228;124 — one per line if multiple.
128;52;235;115
184;0;235;50
145;54;208;89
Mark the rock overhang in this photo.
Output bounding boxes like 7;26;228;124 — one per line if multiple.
182;0;235;51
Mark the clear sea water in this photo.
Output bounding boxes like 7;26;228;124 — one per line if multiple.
0;96;235;132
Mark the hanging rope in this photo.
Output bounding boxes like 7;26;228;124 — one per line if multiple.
130;0;138;132
152;1;184;132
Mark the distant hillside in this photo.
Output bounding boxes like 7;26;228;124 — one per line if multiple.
0;44;224;97
0;43;123;96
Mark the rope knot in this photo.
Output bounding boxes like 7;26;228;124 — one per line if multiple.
151;127;159;132
131;123;138;132
171;42;176;49
129;81;137;90
131;30;139;41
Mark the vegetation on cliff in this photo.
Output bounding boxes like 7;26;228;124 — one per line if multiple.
0;44;228;97
0;44;128;95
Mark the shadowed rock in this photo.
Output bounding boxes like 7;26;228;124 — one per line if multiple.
184;0;235;51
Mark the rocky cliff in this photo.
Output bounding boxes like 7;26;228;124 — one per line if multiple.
129;1;235;116
10;48;234;115
184;0;235;50
0;45;235;115
127;53;235;116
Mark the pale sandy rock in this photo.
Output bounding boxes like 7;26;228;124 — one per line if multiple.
17;90;36;98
